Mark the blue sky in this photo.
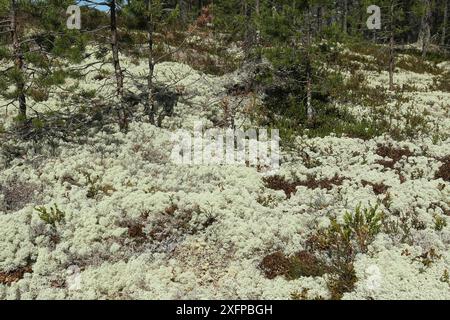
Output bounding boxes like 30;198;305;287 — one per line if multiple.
79;0;109;11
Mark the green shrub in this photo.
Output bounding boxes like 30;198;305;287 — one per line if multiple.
309;204;384;299
432;71;450;92
35;204;65;227
434;215;447;231
341;204;385;252
260;205;384;299
396;56;441;75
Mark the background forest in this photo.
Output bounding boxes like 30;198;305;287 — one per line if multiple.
0;0;449;300
0;0;448;140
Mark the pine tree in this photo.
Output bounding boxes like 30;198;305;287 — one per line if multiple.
80;0;128;130
0;0;26;119
124;0;180;127
0;0;86;126
255;0;335;125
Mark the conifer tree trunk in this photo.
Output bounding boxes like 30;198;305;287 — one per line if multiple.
305;7;313;123
306;65;313;122
442;0;448;47
389;1;395;90
342;0;348;34
255;0;261;61
110;0;127;130
179;0;186;23
110;0;124;97
10;0;26;119
420;0;431;57
146;0;156;125
243;0;251;57
317;5;323;35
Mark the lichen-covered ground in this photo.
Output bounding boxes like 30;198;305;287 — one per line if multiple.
1;48;449;300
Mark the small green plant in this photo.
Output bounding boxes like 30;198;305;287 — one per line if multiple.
441;269;450;285
256;193;279;208
286;251;329;279
80;89;96;99
81;171;115;199
310;205;384;254
414;248;442;270
434;215;447;231
35;204;65;227
85;172;100;199
260;205;385;299
31;118;45;129
309;204;384;299
342;204;385;252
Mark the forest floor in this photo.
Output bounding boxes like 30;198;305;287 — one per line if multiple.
1;43;450;299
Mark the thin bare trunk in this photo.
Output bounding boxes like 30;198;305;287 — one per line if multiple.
389;1;395;90
306;67;313;122
442;0;448;47
243;0;251;57
305;8;313;123
255;0;261;61
110;0;126;130
110;0;123;97
343;0;348;34
10;0;26;119
389;34;395;90
292;0;297;25
146;0;156;125
421;0;431;58
317;6;323;35
179;0;186;23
